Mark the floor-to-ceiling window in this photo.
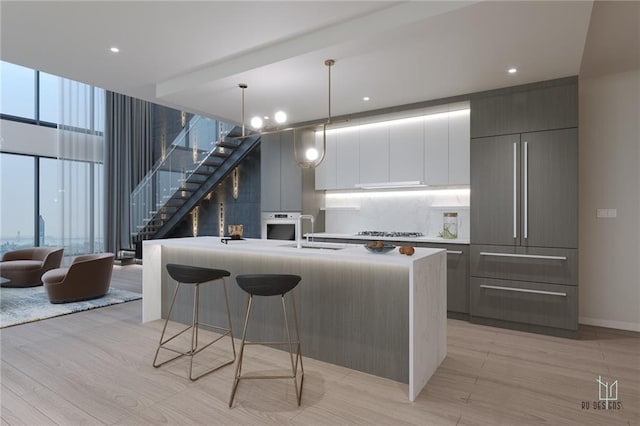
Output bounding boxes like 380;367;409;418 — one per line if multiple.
0;60;105;256
0;153;35;252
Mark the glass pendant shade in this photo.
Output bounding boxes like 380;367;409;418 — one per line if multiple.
293;127;326;169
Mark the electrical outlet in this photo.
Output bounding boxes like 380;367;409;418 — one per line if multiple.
597;208;617;218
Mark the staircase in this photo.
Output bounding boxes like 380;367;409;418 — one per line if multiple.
130;116;260;247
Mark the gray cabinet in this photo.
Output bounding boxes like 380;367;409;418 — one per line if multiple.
439;244;469;316
471;77;578;138
469;78;578;336
470;277;578;331
471;129;578;249
260;130;302;212
470;245;578;286
521;129;578;248
470;134;521;246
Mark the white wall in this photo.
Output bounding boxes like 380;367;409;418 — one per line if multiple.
578;69;640;331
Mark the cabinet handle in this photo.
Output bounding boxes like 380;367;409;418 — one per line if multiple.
479;251;567;261
446;250;463;255
480;284;567;297
513;142;517;239
523;141;528;239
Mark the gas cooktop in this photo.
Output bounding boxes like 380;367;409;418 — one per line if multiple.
357;231;424;238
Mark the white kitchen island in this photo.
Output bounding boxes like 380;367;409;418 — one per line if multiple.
142;237;446;401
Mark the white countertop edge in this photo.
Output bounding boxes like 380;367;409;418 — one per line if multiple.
143;237;445;265
307;233;470;245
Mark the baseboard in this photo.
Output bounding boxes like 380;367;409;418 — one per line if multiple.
579;316;640;332
447;311;470;321
470;316;578;339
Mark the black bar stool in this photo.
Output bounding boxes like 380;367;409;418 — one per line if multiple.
229;274;304;407
153;264;236;381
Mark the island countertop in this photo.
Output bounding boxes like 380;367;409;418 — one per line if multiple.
143;236;445;263
306;232;470;245
143;236;447;401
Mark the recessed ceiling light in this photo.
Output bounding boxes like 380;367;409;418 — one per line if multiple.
263;116;269;120
363;96;370;101
110;46;120;53
250;116;264;129
508;68;517;74
274;111;287;124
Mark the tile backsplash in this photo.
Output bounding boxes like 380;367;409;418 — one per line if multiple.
323;188;470;239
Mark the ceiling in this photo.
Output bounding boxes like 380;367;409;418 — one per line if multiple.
1;1;597;128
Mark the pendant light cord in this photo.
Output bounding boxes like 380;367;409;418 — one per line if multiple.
325;59;334;124
239;83;247;137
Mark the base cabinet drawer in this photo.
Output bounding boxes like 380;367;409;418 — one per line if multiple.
471;245;577;285
470;277;577;330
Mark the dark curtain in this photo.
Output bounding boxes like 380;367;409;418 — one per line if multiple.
104;92;152;253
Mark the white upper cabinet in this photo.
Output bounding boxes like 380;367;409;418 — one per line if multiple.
448;109;470;185
336;128;360;188
424;112;449;186
389;118;424;182
315;103;470;190
314;131;337;190
359;122;390;184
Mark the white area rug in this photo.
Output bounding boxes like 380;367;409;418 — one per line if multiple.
0;286;141;328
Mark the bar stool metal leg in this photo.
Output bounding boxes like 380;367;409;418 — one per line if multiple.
229;294;253;407
153;277;236;381
229;290;304;407
153;281;188;368
222;279;237;360
282;294;304;405
290;292;304;404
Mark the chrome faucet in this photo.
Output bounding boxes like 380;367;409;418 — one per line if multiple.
297;214;315;249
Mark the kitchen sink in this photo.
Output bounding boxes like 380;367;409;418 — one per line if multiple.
281;242;347;250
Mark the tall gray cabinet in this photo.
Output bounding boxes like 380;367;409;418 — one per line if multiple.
260;130;302;212
469;77;579;337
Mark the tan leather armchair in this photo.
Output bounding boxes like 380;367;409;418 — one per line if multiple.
0;247;64;287
42;253;115;304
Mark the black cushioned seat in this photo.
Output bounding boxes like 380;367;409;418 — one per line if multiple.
235;274;301;296
166;264;230;285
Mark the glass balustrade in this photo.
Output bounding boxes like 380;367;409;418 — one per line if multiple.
130;115;235;243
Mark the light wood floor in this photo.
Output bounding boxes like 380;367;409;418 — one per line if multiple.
1;265;638;425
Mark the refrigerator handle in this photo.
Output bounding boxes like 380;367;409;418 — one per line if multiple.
524;141;528;239
513;142;517;239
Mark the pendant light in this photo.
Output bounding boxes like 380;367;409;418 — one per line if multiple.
294;59;335;168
